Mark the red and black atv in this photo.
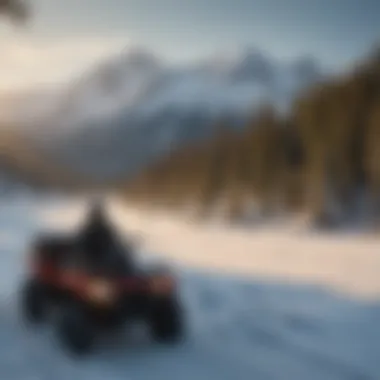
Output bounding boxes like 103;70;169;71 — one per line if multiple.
19;232;184;355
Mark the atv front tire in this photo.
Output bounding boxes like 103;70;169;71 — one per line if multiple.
149;296;184;343
20;279;49;325
56;304;95;356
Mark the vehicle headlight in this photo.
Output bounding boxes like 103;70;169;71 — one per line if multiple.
150;276;175;294
86;279;115;303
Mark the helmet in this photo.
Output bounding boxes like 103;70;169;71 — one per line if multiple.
86;198;107;224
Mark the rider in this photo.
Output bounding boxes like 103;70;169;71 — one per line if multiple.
77;199;133;273
79;200;115;254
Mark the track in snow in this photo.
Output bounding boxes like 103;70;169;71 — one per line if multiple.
0;197;379;380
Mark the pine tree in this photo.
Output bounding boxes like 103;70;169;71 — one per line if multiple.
0;0;29;24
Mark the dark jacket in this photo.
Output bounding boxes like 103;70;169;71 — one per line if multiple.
77;207;133;275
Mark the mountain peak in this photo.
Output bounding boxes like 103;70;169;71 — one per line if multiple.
229;47;275;84
119;45;161;70
290;55;323;83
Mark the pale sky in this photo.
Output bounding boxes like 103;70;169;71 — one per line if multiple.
0;0;379;91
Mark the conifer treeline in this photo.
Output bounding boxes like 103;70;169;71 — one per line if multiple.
124;51;380;225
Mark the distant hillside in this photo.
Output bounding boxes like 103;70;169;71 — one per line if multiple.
0;125;92;193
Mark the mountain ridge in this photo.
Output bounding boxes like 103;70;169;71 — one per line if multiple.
0;45;327;183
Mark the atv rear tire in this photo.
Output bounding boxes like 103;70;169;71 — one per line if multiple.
149;296;184;343
20;279;49;325
56;304;95;356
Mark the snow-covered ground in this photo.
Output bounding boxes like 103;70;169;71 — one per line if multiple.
1;195;380;380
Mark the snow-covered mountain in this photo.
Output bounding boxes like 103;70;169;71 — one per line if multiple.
45;47;322;127
4;46;325;182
